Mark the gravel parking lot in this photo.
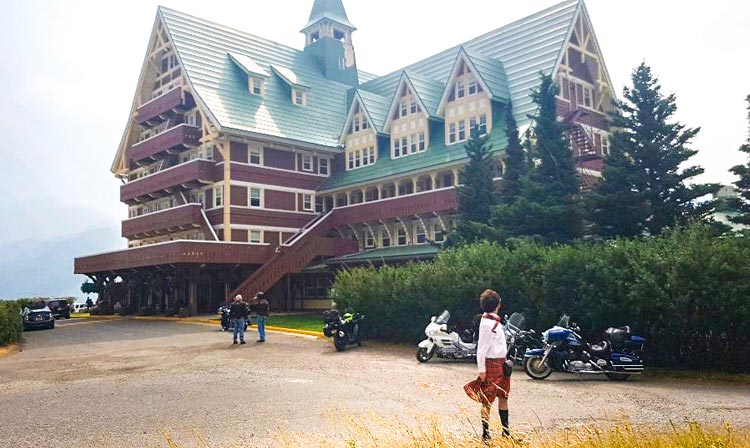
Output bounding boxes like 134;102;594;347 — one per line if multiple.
1;319;748;448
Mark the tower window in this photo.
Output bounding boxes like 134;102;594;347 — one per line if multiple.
311;31;320;43
333;29;346;42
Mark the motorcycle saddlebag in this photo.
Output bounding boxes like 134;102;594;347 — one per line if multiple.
323;324;335;338
605;327;631;348
323;310;340;324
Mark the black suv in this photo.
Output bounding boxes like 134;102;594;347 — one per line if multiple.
46;299;71;319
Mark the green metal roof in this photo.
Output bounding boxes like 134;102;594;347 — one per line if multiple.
405;71;445;118
327;244;440;264
465;49;510;102
160;6;359;150
356;89;390;133
301;0;356;31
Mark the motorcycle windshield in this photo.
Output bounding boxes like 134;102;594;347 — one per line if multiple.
435;310;450;325
557;314;570;328
507;313;526;333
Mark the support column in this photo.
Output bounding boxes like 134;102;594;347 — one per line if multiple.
188;266;199;317
220;138;232;241
395;181;402;197
430;173;437;190
453;168;460;186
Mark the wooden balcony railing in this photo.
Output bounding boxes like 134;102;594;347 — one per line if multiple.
128;124;201;166
122;203;204;239
136;88;194;125
74;240;273;274
121;159;219;204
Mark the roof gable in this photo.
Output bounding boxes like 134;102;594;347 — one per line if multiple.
381;72;434;132
435;47;507;115
228;52;270;78
339;90;389;139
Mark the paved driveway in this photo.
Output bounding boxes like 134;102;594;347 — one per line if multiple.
1;319;748;447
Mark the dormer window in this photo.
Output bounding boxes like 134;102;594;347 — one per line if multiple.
293;89;306;106
456;80;466;99
250;78;264;96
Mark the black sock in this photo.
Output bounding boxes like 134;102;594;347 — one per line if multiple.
499;410;509;436
482;420;490;440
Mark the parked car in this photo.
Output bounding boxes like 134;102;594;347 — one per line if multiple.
72;303;88;314
22;302;55;330
46;299;71;319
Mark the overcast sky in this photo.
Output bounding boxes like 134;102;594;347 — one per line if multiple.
0;0;748;249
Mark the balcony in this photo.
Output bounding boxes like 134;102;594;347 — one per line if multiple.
329;187;458;226
122;203;206;239
136;88;195;125
121;159;219;204
74;240;273;274
128;124;201;167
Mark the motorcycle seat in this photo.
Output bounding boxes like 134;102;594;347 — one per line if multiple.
460;329;475;344
589;340;610;356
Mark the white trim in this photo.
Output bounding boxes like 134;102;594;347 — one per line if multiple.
217;224;301;234
383;71;432;132
124;202;201;222
219;161;328;178
436;47;494;116
227;205;317;216
334;186;455;210
229;180;315;195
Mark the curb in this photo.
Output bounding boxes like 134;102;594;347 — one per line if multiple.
0;343;20;360
88;315;324;338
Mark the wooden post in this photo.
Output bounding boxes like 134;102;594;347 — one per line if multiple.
188;266;199;316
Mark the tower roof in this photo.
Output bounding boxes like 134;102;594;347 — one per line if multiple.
301;0;356;32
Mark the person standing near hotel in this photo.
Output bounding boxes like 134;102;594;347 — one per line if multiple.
253;292;269;343
229;294;249;345
475;289;511;441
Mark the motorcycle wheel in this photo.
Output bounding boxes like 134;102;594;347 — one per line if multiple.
334;336;347;352
524;356;552;380
605;373;631;381
416;347;433;363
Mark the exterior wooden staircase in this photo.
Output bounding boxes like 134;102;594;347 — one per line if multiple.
564;109;597;159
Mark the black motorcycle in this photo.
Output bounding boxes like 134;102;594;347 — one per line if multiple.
505;313;543;365
217;306;248;332
323;310;364;351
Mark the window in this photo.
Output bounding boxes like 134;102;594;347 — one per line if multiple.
303;194;313;211
468;80;477;95
364;230;375;248
316;278;330;298
400;138;408;157
410;134;418;154
354;150;361;168
249;188;262;207
319;158;329;176
381;228;391;247
251;78;263;96
410;98;418;114
479;114;487;136
315;196;324;213
249;147;261;165
415;223;427;244
449;123;457;144
206;146;214;161
456;80;465;99
561;76;571;101
393;139;400;158
353;116;360;133
305;279;316;298
583;88;592;108
419;132;426;151
249;230;262;244
348;152;355;170
458;121;466;141
302;154;313;172
400;101;408;118
214;186;223;207
293;89;306;106
434;224;445;243
397;227;407;246
600;132;610;155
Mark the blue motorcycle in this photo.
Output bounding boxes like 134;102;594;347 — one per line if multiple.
523;315;646;381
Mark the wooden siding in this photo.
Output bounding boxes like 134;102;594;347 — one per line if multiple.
128;125;202;166
122;204;203;239
232;229;249;242
74;241;271;274
230;141;248;163
264;190;296;211
230;185;248;206
136;88;194;124
264;147;295;170
231;208;314;228
121;159;219;203
329;188;457;227
230;164;323;190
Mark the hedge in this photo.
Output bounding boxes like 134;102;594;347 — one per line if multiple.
0;301;23;346
332;225;750;372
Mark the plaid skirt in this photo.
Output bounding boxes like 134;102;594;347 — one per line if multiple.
464;358;511;404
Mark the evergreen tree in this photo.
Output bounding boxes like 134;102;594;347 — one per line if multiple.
498;102;526;205
450;129;497;245
590;63;719;236
728;94;750;225
493;74;582;244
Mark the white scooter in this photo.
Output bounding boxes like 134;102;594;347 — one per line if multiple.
416;310;477;362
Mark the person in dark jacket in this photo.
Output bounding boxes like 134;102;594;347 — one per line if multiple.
229;294;249;345
252;292;270;343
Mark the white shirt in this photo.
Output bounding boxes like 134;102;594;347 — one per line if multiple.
477;314;508;373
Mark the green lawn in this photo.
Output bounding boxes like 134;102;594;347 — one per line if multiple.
262;314;325;332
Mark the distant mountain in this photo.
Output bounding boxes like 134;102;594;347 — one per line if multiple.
0;226;124;300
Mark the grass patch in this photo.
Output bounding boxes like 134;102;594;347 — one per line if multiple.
264;313;324;332
645;368;750;385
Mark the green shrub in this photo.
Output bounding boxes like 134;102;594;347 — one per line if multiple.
332;224;750;372
0;301;23;346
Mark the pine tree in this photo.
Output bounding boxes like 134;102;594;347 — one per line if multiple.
493;74;582;244
450;129;497;245
728;94;750;225
590;63;719;236
498;102;526;205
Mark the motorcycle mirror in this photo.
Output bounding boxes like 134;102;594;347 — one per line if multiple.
430;316;436;322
